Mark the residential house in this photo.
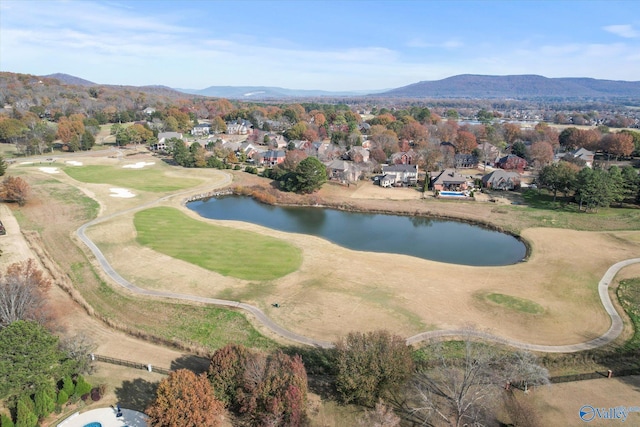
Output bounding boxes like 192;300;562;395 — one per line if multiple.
261;150;286;166
380;164;419;187
390;150;417;165
239;142;259;158
153;132;183;151
496;154;527;172
482;170;521;190
430;169;469;191
266;134;288;149
143;107;156;115
326;160;360;183
226;120;252;135
191;123;211;136
571;148;595;168
346;146;370;163
454;153;478;169
477;142;501;165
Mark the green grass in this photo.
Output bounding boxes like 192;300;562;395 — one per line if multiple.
617;278;640;351
63;164;202;192
482;292;545;314
134;206;302;280
67;259;276;351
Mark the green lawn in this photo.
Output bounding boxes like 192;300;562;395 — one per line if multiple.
134;206;303;280
63;164;202;192
483;292;545;314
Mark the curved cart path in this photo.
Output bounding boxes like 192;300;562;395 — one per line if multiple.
76;173;639;352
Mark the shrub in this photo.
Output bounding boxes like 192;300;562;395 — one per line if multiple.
61;376;74;397
74;375;92;397
334;330;414;406
56;390;68;406
1;413;15;427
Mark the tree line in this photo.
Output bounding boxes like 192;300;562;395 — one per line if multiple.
145;330;549;427
537;162;640;211
0;260;98;427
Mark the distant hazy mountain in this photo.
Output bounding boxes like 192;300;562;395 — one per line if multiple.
175;86;385;99
37;72;640;100
42;73;97;86
378;74;640;99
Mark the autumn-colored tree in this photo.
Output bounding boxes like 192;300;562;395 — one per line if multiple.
601;132;634;159
370;130;399;158
281;150;308;171
209;343;252;407
436;119;459;143
211;116;227;134
398;121;429;144
209;345;308;426
146;369;224;427
369;113;396;127
454;130;477;154
237;351;308;426
0;176;30;206
335;330;414;407
528;141;554;168
502;123;521;145
0;259;51;328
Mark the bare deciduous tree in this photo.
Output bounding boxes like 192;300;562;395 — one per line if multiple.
358;400;401;427
59;332;97;374
0;259;51;328
407;331;549;427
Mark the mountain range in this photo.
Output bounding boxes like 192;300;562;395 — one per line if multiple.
42;73;640;100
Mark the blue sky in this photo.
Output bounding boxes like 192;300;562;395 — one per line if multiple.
1;0;639;91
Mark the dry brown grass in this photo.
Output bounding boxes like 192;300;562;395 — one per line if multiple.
3;149;640;426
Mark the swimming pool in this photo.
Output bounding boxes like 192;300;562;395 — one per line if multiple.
83;423;102;427
439;191;468;197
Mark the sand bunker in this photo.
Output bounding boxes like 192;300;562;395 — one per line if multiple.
65;160;83;166
110;188;136;198
39;167;60;174
123;162;155;169
20;161;33;165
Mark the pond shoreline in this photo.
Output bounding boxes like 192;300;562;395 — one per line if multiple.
186;185;531;265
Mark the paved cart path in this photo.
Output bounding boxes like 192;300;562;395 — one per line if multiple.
75;171;638;352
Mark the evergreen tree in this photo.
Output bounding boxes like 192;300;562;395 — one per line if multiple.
15;395;37;427
0;156;7;177
1;413;15;427
33;383;56;419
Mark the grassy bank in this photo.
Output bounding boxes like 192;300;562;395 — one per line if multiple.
134;206;303;280
63;164;202;192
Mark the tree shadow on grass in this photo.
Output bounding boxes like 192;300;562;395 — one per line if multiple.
114;377;159;412
170;354;210;374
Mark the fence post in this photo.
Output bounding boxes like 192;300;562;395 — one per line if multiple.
608;369;613;378
148;364;153;372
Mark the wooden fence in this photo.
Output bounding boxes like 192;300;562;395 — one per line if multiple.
90;353;171;375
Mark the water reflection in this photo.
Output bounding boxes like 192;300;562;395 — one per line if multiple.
187;196;526;266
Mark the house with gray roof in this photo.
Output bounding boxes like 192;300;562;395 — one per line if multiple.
482;170;521;190
430;169;469;191
380;164;418;187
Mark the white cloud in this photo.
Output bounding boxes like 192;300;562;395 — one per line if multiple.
603;24;639;38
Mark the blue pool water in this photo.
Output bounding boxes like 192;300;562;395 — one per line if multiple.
83;423;102;427
439;191;467;197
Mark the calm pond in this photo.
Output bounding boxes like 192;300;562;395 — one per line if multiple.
187;196;527;266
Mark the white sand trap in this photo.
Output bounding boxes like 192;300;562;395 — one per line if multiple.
39;167;60;174
65;160;83;166
110;188;136;198
123;162;155;169
20;161;33;165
